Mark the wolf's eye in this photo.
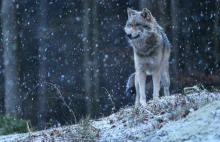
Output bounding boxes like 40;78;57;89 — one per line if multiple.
128;24;134;28
143;25;151;30
135;23;141;27
128;24;133;27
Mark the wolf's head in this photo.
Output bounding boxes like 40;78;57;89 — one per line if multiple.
124;8;155;40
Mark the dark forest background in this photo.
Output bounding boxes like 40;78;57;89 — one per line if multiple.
0;0;219;131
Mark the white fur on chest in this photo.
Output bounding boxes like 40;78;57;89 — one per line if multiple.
134;53;160;75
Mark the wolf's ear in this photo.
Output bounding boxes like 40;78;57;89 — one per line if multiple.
141;8;152;22
127;7;135;18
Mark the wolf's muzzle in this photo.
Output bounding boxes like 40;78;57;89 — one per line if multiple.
126;34;140;40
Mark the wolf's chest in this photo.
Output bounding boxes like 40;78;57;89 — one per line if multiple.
131;41;150;54
131;37;157;56
135;54;159;70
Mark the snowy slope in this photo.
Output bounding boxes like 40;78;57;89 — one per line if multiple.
0;91;220;142
153;101;220;142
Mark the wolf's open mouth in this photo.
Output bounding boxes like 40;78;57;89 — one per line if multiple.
129;34;140;40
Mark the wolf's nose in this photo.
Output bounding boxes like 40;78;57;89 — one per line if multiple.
127;34;132;38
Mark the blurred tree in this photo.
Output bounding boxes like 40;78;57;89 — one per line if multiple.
214;0;220;73
37;0;48;129
83;0;101;117
170;0;180;85
83;0;93;115
0;0;4;114
92;0;100;117
138;0;149;9
157;0;170;28
1;0;20;116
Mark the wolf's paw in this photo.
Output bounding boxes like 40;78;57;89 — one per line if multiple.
134;104;139;109
153;93;160;100
164;88;170;96
153;97;160;101
140;101;147;108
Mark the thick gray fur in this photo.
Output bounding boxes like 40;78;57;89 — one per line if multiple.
124;8;171;108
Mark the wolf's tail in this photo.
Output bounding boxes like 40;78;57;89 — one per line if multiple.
126;73;136;97
125;73;152;97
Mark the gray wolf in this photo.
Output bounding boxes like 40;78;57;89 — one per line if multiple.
124;8;171;107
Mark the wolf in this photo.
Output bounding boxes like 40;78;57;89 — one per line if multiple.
124;8;171;108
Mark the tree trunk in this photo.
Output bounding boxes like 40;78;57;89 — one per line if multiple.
83;0;93;116
213;0;220;73
2;0;20;116
139;0;152;10
170;0;180;87
37;0;48;129
92;0;100;117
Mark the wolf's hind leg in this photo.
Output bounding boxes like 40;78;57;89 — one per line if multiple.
161;65;170;96
152;69;161;99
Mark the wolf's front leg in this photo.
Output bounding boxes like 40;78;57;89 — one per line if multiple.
152;69;161;99
136;70;147;107
134;75;140;108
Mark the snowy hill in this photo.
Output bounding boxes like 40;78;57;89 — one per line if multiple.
0;91;220;142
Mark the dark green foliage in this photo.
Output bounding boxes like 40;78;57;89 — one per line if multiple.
0;115;29;135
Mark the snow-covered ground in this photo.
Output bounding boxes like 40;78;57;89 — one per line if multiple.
150;100;220;142
0;91;220;142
